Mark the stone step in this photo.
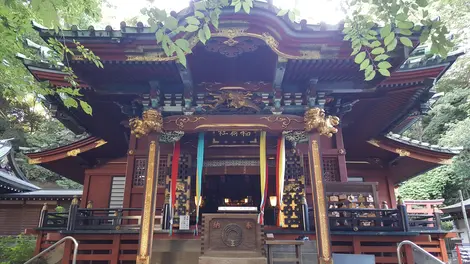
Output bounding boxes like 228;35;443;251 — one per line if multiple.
199;256;267;264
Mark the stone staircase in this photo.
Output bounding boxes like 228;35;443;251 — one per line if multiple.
151;239;201;264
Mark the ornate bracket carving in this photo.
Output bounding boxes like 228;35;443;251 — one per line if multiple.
129;109;163;138
304;108;340;137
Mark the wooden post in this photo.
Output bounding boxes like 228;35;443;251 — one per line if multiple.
397;197;409;232
67;196;79;231
136;134;161;264
304;107;339;264
307;133;333;264
38;203;48;228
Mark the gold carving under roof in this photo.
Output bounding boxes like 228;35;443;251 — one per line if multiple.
165;116;207;130
203;90;260;112
304;108;340;137
28;158;42;165
396;148;411;157
94;139;107;148
129;109;163;138
260;116;303;129
367;139;380;147
66;149;81;157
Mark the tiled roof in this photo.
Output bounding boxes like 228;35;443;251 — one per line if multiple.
385;132;463;154
441;198;470;213
0;189;82;198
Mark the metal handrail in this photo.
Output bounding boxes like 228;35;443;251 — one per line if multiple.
24;236;78;264
397;240;445;264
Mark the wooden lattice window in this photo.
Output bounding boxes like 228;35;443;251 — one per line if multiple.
285;154;303;180
132;156;168;187
133;158;147;187
303;156;340;184
323;157;340;182
158;155;168;186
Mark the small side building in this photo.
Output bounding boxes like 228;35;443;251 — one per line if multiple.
441;198;470;244
0;138;82;235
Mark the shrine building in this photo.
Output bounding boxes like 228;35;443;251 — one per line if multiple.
19;1;463;264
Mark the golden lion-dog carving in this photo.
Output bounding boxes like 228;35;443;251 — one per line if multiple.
304;108;340;137
129;109;163;138
203;90;261;112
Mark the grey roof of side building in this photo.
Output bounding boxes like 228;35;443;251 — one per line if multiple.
0;189;83;198
0;139;40;191
441;198;470;213
385;132;463;154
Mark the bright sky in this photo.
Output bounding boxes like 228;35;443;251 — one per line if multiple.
100;0;345;28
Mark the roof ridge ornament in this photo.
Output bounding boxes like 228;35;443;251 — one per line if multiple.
129;109;163;138
304;108;339;137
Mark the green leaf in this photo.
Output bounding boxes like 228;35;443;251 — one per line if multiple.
378;68;391;77
397;21;414;29
365;64;374;75
203;24;211;40
384;32;396;46
386;38;398;52
242;2;250;13
378;61;392;69
79;100;93;115
416;0;428;7
351;48;361;56
175;39;191;53
399;37;413;47
165;16;178;30
231;0;240;6
62;97;78;108
211;13;219;29
186;25;199;32
288;10;295;22
371;47;385;55
194;1;206;10
370;41;381;48
234;2;242;12
365;69;376;81
198;29;206;44
419;31;429;43
399;29;413;36
374;54;390;61
186;16;200;25
176;46;187;67
360;58;370;70
156;29;164;43
380;24;392;39
413;25;422;31
354;51;366;64
430;43;439;54
396;13;407;21
195;11;205;18
277;9;289;17
368;30;378;36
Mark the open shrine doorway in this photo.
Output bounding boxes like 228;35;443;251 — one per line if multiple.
200;174;261;214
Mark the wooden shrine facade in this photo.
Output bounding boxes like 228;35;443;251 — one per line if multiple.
18;1;464;263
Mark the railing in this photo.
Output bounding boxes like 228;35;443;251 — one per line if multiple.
39;205;441;233
24;236;78;264
39;207;162;232
397;240;445;264
328;208;404;232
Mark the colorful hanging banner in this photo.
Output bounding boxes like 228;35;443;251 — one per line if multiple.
195;132;205;235
259;131;267;224
169;141;181;236
276;136;286;226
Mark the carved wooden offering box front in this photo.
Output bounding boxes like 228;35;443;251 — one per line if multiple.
200;214;264;259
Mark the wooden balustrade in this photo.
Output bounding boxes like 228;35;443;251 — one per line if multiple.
38;206;441;233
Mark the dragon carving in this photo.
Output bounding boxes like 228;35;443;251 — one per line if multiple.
304;108;340;137
129;109;163;138
203;90;261;112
